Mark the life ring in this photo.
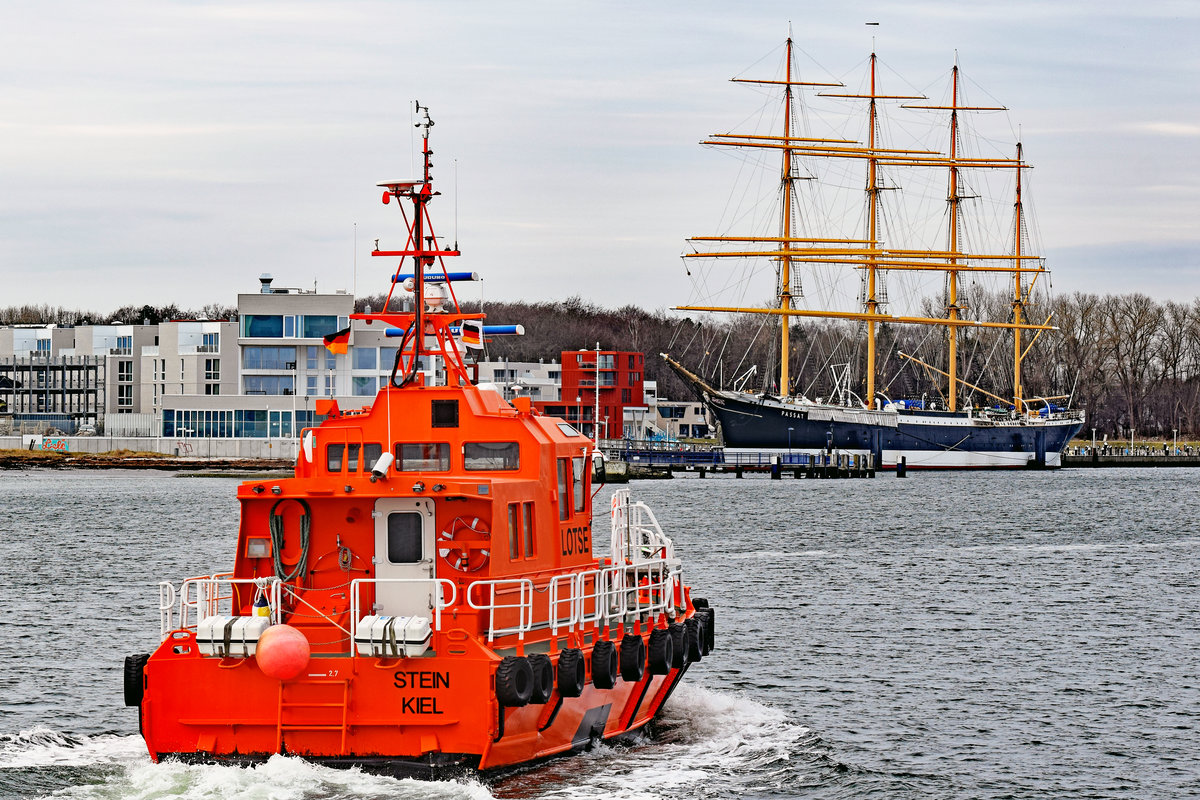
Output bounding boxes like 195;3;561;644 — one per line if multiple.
437;516;490;572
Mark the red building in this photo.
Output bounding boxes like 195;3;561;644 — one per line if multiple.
536;349;644;440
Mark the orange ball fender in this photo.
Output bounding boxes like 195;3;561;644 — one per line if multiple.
255;624;311;681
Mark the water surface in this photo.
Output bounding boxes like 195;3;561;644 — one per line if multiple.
1;468;1195;798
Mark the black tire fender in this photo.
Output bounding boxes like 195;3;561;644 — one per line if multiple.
619;633;646;682
592;640;618;689
685;616;703;662
668;622;688;668
495;655;534;707
647;628;673;675
557;648;585;698
527;653;554;704
693;610;712;657
123;653;149;707
698;604;715;652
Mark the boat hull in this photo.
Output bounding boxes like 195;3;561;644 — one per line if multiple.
707;391;1084;469
138;632;688;776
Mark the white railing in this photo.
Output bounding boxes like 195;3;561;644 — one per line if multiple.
158;563;681;647
163;574;280;638
610;488;676;566
466;578;535;642
158;581;177;637
347;577;458;642
156;494;684;650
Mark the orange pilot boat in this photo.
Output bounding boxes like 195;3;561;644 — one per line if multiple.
123;105;714;778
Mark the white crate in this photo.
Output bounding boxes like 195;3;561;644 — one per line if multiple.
196;615;271;658
354;615;432;658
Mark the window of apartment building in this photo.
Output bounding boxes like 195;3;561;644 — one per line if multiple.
117;384;133;407
243;315;283;338
353;376;376;396
302;315;339;339
202;332;219;351
378;347;397;374
244;375;295;395
243;346;297;370
115;336;132;355
204;384;220;395
117;361;133;381
306;375;335;396
622;388;631;403
205;358;220;380
36;339;50;354
352;347;377;370
306;345;336;371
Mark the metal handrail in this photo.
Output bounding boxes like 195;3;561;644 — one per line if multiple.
465;578;534;642
611;490;676;566
347;577;458;645
548;572;580;635
170;574;279;637
158;581;177;638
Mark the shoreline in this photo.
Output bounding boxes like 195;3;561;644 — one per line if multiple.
0;449;291;472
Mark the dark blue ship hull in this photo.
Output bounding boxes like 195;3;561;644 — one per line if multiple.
707;391;1084;469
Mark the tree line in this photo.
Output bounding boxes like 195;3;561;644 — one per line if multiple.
4;290;1193;438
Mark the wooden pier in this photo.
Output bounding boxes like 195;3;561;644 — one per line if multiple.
602;445;875;480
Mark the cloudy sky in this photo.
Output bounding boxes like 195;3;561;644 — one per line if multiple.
2;0;1198;315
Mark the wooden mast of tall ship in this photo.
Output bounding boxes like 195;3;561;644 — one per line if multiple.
677;40;1056;412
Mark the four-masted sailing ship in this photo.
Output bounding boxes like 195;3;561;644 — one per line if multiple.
665;37;1084;469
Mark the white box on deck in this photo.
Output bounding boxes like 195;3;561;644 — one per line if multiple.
196;615;271;658
354;615;432;658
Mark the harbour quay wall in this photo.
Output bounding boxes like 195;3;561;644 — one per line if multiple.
0;435;298;460
1063;453;1200;468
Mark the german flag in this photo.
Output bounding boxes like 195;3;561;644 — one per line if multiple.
323;326;351;354
459;319;484;349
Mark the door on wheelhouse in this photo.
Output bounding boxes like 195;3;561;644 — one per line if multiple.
373;498;436;616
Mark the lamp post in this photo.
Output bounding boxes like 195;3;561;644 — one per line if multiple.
787;426;794;462
1173;428;1178;456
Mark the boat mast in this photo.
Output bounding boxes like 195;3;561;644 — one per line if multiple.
905;64;1008;412
1013;141;1025;413
946;65;962;412
779;37;796;396
865;52;881;408
679;43;1057;403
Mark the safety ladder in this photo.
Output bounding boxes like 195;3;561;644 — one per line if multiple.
276;677;351;755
